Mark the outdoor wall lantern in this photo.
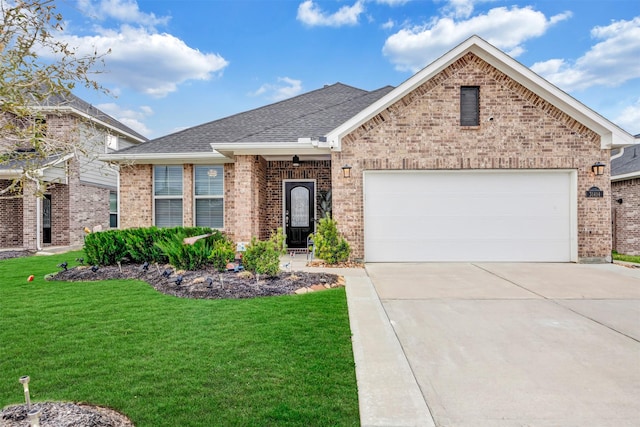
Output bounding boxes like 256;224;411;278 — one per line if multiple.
341;164;352;178
591;161;606;176
292;155;300;167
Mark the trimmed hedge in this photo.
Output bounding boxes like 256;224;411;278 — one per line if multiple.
84;226;226;267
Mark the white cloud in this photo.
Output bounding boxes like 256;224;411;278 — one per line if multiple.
97;102;153;135
381;18;395;30
55;26;229;98
76;0;170;28
613;99;640;135
297;0;365;27
251;77;303;101
531;17;640;92
383;6;571;72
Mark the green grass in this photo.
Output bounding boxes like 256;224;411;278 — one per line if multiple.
612;251;640;264
0;251;359;426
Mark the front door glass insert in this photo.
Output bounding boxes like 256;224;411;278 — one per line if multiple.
291;186;309;227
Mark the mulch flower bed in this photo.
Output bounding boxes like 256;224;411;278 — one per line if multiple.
1;402;134;427
48;263;344;299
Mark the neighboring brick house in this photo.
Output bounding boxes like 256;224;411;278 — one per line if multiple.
0;94;147;251
103;36;638;263
611;140;640;255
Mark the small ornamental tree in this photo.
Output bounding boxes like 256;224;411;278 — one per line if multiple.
313;215;350;264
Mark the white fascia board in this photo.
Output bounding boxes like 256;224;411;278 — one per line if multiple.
0;153;74;178
99;152;231;165
611;171;640;182
210;142;331;157
31;106;147;143
0;169;23;178
327;35;636;151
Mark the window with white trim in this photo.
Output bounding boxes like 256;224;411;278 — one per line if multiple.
106;134;118;151
194;165;224;228
154;165;183;227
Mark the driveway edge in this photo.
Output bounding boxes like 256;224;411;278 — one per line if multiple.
345;275;435;427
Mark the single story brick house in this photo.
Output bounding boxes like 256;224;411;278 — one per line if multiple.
0;94;147;251
103;36;638;263
611;140;640;255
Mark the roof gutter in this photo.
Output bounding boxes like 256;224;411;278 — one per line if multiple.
99;152;232;164
210;141;331;158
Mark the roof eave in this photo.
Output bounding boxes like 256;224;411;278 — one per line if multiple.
210;142;331;157
611;171;640;182
327;35;636;151
99;152;232;165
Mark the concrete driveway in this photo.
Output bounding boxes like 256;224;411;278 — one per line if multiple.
348;263;640;427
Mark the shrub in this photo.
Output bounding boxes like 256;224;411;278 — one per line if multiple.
209;239;236;272
270;227;288;255
242;237;280;277
155;230;230;271
83;226;226;267
84;229;128;266
313;215;350;264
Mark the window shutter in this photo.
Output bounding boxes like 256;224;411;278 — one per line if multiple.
460;86;479;126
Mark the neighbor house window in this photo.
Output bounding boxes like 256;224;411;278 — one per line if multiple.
460;86;479;126
109;191;118;228
194;165;224;228
154;165;183;227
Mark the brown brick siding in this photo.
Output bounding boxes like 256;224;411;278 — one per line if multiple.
119;164;153;228
612;178;640;255
332;52;611;261
0;180;23;247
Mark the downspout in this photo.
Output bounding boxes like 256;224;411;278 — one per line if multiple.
27;170;43;252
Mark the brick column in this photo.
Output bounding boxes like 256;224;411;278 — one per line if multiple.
233;155;262;242
22;179;39;251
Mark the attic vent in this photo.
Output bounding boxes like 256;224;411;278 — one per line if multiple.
460;86;479;126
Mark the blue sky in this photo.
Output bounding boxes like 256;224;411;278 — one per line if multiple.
53;0;640;139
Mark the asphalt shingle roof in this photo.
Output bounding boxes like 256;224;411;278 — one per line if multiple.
115;83;394;155
611;138;640;177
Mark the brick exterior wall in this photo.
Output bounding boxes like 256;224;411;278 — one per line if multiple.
0;180;23;247
331;52;611;262
612;178;640;255
119;164;153;229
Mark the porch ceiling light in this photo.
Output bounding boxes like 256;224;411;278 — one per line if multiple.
341;164;352;178
591;161;605;176
292;155;300;167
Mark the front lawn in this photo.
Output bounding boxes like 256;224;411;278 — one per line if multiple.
0;251;359;426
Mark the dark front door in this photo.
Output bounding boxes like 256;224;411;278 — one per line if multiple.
42;194;51;244
285;181;315;249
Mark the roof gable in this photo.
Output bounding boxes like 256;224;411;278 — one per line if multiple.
327;35;636;151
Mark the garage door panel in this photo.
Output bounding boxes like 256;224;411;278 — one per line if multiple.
364;171;574;262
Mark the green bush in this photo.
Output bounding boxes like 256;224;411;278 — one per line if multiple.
155;230;230;271
242;237;280;277
313;215;350;264
83;226;225;267
209;239;236;272
84;229;128;266
270;227;288;255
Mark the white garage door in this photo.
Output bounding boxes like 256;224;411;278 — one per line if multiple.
364;170;576;262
